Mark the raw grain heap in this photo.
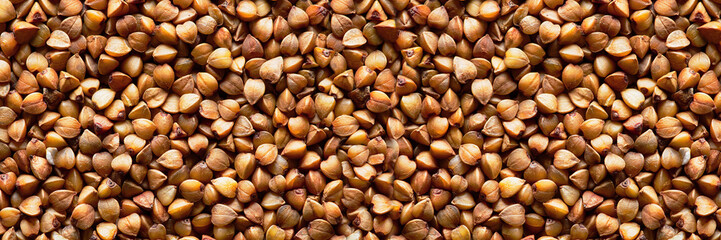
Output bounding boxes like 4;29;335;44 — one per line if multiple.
1;0;721;239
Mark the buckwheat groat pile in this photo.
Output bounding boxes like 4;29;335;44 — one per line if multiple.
1;0;721;239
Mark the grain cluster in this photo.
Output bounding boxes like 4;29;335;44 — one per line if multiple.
1;0;721;239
